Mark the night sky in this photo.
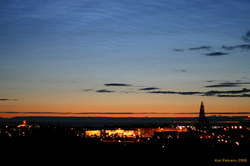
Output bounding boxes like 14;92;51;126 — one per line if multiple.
1;0;250;117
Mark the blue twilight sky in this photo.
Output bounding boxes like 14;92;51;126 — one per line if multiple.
1;0;250;115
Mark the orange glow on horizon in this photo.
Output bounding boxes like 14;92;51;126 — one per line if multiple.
1;96;250;118
1;112;249;118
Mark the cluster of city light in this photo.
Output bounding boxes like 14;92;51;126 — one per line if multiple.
85;130;101;137
105;129;138;138
231;126;242;129
196;127;245;147
155;126;188;133
212;125;243;130
0;120;40;137
85;128;140;138
0;119;248;148
84;127;188;139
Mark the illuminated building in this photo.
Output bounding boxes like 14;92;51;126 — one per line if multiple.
105;128;139;138
85;130;101;138
139;128;187;138
139;128;155;138
17;120;31;128
154;127;187;133
84;127;188;140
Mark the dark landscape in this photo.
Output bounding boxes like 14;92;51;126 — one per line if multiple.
1;106;249;165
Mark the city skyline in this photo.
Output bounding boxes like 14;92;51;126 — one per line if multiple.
1;0;250;117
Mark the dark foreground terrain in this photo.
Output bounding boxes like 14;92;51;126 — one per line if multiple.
0;117;249;165
1;134;249;165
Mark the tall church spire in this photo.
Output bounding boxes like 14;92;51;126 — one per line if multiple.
197;101;209;129
199;101;205;119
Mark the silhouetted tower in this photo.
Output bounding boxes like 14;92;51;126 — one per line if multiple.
199;101;205;120
197;101;209;129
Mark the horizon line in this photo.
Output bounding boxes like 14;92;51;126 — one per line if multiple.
1;111;250;115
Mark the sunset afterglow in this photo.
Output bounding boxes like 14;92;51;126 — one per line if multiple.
1;0;250;118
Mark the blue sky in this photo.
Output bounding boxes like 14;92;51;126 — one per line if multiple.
1;0;250;116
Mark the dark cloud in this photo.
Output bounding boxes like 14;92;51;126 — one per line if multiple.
149;91;202;95
178;92;203;95
0;98;18;101
139;87;160;91
242;30;250;43
205;52;228;56
149;91;176;94
189;46;211;51
96;89;114;93
148;88;250;97
93;81;250;98
173;46;211;52
222;44;250;50
173;31;250;56
104;83;131;87
204;88;250;96
0;99;10;101
205;82;240;88
205;82;250;88
217;94;250;98
206;80;216;83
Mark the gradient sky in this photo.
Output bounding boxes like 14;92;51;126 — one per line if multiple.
1;0;250;117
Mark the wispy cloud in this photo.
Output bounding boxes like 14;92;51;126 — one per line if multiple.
173;48;184;52
205;81;250;88
96;89;114;93
205;52;229;56
206;80;217;83
242;30;250;43
104;83;132;87
173;46;211;52
204;88;250;96
89;81;250;98
139;87;160;91
189;46;211;51
149;91;202;95
217;94;250;97
0;98;18;101
148;88;250;97
205;82;239;88
222;44;250;51
172;30;250;57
